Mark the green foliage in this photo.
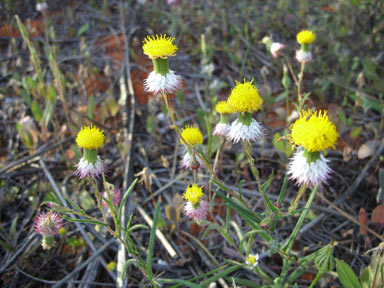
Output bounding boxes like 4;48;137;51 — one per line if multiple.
336;259;361;288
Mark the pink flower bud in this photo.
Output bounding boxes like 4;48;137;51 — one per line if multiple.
270;43;286;58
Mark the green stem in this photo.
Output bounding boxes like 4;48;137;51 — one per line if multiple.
289;184;306;213
243;141;271;213
283;185;319;254
309;270;323;288
297;62;306;111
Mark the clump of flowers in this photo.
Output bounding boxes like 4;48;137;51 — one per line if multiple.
287;109;338;186
142;34;181;94
213;101;233;137
180;125;205;170
34;211;64;250
102;184;122;208
296;30;315;63
75;125;105;181
245;253;259;268
227;80;264;143
183;184;208;222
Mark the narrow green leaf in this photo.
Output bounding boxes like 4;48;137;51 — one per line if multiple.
31;100;43;122
121;259;140;280
200;265;241;287
65;197;86;216
157;278;200;288
277;174;289;203
336;259;361;288
10;215;18;240
77;24;89;36
127;224;148;233
118;179;138;223
61;215;108;227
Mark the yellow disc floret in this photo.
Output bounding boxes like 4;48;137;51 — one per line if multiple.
297;30;316;45
181;125;203;146
215;101;233;115
142;34;178;59
289;110;338;152
227;80;263;113
76;125;105;150
247;255;258;266
184;184;204;205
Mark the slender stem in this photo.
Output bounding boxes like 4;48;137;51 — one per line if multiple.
297;62;306;111
284;56;298;85
285;87;290;122
91;179;108;225
289;184;306;213
208;137;225;202
243;141;271;213
283;185;319;253
309;271;323;288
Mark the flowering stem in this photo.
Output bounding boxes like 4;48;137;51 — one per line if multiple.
102;174;119;233
243;141;271;213
297;62;306;111
162;92;258;216
90;179;108;225
289;184;306;213
209;137;225;202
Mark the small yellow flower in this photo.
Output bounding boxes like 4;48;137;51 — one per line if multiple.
297;30;316;45
227;80;263;113
58;227;67;236
215;101;233;115
76;125;105;150
289;110;338;152
107;262;117;271
247;255;257;265
184;184;204;205
181;125;203;146
142;34;178;59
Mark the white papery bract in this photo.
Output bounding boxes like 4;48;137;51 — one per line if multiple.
75;156;105;181
180;151;205;170
296;50;313;63
227;118;263;143
288;149;331;186
213;123;231;137
144;70;181;94
183;200;209;221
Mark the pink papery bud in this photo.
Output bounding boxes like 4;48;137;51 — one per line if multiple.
270;42;285;58
34;211;64;236
102;188;122;208
183;199;209;222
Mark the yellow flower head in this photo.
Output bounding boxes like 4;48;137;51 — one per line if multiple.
227;80;263;113
76;125;105;150
107;262;117;271
247;255;258;266
142;34;178;59
215;101;233;115
184;184;204;205
181;125;203;146
289;110;338;152
297;30;316;45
